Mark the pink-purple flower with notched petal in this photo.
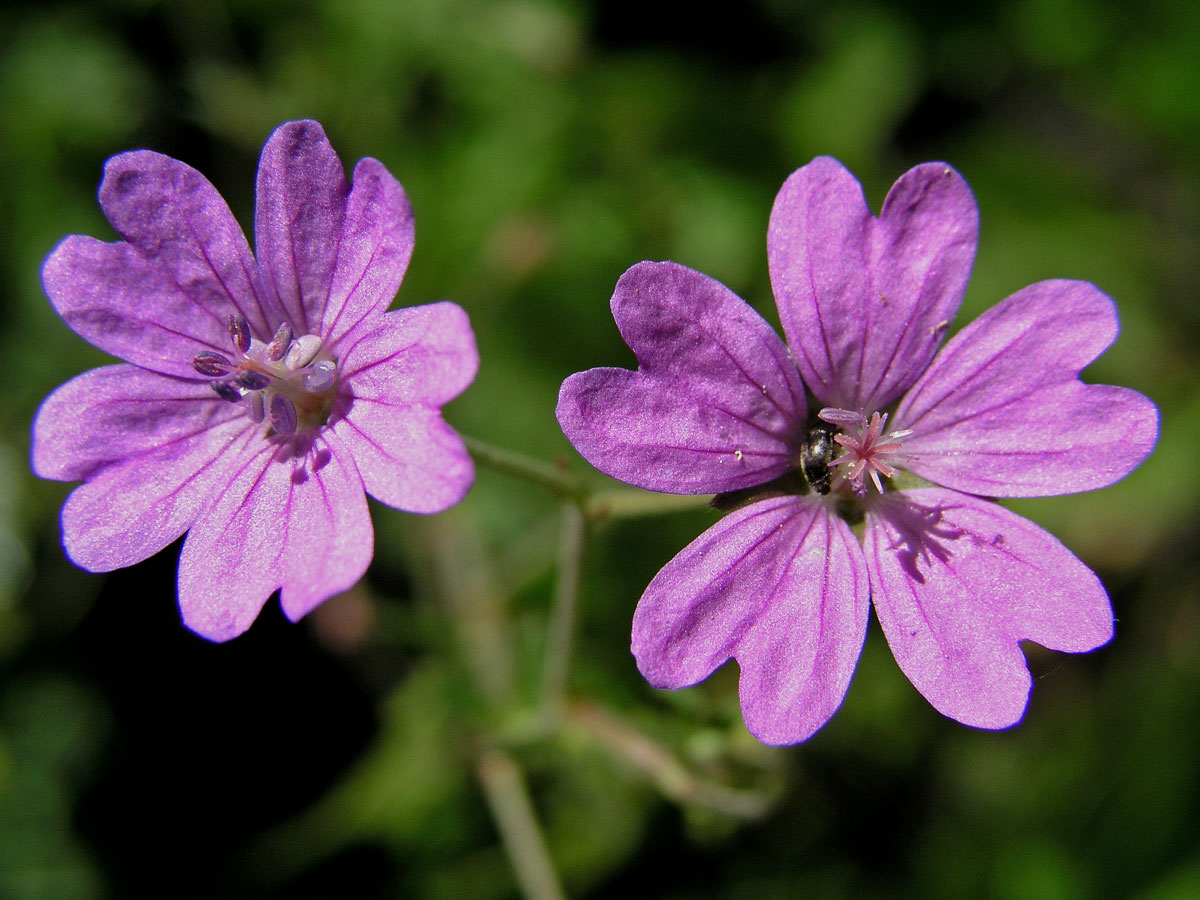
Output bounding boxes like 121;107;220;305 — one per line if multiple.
32;120;478;641
557;157;1158;745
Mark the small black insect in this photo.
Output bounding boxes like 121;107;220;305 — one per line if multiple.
800;422;838;495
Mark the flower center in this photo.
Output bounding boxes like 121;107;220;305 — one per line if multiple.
817;407;912;497
193;316;338;435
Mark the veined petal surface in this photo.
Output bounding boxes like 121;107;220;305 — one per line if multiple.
334;404;473;515
865;488;1113;729
43;151;266;377
768;158;978;411
333;302;476;513
323;158;416;353
177;431;372;641
32;364;242;483
255;120;349;335
557;261;807;495
31;365;255;572
633;496;869;745
894;280;1159;497
339;303;478;407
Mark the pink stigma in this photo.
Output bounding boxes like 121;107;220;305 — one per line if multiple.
817;408;912;496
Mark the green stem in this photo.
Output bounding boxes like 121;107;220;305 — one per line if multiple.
464;435;587;500
566;701;773;820
477;748;568;900
425;513;514;708
540;501;586;719
587;488;712;522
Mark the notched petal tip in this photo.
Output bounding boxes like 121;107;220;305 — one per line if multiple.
561;261;806;494
867;489;1113;729
768;156;979;411
880;161;978;231
98;150;176;220
633;499;870;745
177;432;373;641
896;279;1160;497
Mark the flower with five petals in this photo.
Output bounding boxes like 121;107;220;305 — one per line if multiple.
557;158;1158;744
33;120;478;641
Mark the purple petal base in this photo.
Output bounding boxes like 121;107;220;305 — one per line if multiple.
557;261;807;495
177;431;372;641
633;496;869;745
896;280;1159;497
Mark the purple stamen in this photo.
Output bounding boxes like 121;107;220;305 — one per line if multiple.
228;315;251;354
235;370;271;391
818;407;865;427
192;351;235;377
246;392;265;423
267;322;293;361
211;381;242;403
303;360;337;393
269;394;298;435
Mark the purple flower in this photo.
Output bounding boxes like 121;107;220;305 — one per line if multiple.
557;158;1158;744
33;120;478;641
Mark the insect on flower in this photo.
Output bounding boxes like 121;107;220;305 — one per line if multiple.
557;157;1158;744
799;421;838;495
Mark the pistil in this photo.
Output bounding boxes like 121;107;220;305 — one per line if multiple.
817;408;912;496
193;315;338;435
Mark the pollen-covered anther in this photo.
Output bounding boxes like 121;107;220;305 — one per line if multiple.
211;380;242;403
235;370;271;391
818;407;912;496
266;322;293;361
228;314;251;354
269;394;298;435
192;351;234;377
192;321;339;434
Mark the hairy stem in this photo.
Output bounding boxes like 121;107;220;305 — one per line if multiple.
540;501;587;719
477;748;568;900
587;488;712;521
567;700;773;820
464;435;587;500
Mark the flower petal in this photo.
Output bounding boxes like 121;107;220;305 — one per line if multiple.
632;496;870;745
31;365;254;571
894;280;1160;497
333;405;473;515
768;158;978;410
556;261;807;495
32;364;242;483
255;120;349;336
338;303;478;407
331;303;477;514
323;158;416;353
177;431;372;641
864;488;1113;729
43;151;266;377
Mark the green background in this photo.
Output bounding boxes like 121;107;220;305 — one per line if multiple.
0;0;1196;897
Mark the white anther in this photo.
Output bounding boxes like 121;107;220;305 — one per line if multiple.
285;335;323;369
303;360;337;393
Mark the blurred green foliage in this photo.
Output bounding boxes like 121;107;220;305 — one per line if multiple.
1;0;1197;898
